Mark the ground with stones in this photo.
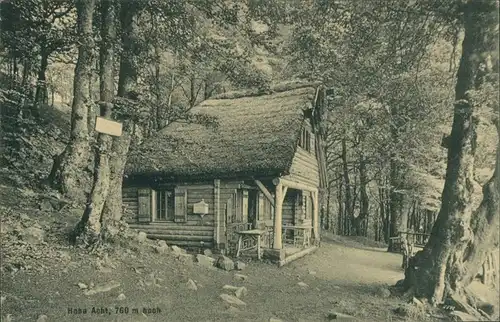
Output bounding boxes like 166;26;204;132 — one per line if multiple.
1;173;498;322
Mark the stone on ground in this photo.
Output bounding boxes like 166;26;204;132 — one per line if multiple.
234;273;248;281
58;251;71;262
216;255;234;271
235;286;248;299
77;282;88;289
20;227;44;244
186;279;198;291
220;293;247;306
327;310;356;320
39;200;53;211
83;281;120;296
203;249;213;256
269;318;283;322
36;315;48;322
223;285;240;291
234;261;246;270
411;297;424;307
375;286;391;298
298;282;308;287
154;244;169;254
196;254;215;268
117;293;126;301
171;245;185;254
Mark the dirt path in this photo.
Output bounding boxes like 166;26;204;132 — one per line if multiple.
291;235;403;286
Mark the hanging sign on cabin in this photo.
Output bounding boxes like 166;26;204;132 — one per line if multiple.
193;199;209;217
95;116;123;137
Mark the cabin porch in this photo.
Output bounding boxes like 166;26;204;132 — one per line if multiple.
228;177;320;266
231;226;318;266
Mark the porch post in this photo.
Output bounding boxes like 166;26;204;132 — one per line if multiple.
273;180;283;249
214;179;221;248
313;191;320;241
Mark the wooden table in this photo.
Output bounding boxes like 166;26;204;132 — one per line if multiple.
235;229;266;260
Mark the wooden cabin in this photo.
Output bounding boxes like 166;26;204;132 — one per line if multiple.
123;82;329;264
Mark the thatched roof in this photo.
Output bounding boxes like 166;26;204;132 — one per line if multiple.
125;83;320;181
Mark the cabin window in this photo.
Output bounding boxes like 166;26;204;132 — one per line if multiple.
299;128;312;152
155;190;175;221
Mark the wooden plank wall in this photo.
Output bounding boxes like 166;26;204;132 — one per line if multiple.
124;180;298;250
257;184;274;228
283;147;320;188
128;222;214;248
218;181;244;247
123;183;216;249
282;193;296;225
281;121;320;188
123;186;138;222
184;186;214;225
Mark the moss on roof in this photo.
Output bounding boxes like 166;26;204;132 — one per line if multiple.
125;84;318;180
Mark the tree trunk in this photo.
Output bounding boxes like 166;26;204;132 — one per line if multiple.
379;185;387;242
34;45;49;113
154;42;162;130
48;0;94;198
341;137;352;234
88;54;97;138
189;75;197;108
21;59;30;88
51;86;55;107
460;141;499;286
337;174;343;235
100;1;140;239
71;0;116;246
353;156;369;236
325;183;331;231
404;0;498;306
388;157;404;251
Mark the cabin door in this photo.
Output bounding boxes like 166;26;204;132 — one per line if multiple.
225;191;251;255
248;190;258;229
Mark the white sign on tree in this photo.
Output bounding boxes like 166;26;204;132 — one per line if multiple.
95;117;122;137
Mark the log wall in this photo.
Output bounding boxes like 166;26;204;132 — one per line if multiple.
128;222;214;248
283;147;320;188
123;186;138;222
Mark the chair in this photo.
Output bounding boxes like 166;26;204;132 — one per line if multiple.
256;222;273;248
293;227;311;248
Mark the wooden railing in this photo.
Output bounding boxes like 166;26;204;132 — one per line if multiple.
481;251;498;286
389;231;430;253
399;231;430;247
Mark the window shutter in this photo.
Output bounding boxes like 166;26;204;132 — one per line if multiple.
174;188;187;222
137;188;151;223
